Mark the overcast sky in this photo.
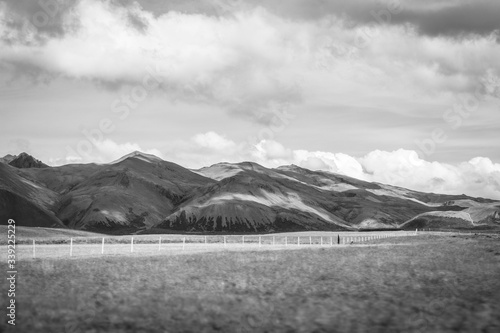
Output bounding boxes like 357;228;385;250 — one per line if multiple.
1;0;499;198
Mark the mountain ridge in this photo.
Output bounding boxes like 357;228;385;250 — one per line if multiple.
1;151;499;233
4;152;49;169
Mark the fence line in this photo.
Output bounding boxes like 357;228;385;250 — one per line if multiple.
10;231;420;260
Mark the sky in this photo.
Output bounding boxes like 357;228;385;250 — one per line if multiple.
0;0;499;199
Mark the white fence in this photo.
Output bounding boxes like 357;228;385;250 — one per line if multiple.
2;231;419;260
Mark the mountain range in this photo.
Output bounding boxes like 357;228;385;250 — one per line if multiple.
1;152;499;234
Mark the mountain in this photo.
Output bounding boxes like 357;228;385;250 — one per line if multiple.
401;199;500;230
0;152;499;233
1;152;49;168
0;163;62;227
0;154;16;164
181;162;499;232
12;151;215;233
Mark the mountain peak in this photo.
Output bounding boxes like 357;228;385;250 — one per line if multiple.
110;151;163;164
0;154;17;164
7;152;49;169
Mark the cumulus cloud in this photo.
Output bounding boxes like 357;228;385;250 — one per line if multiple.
108;0;500;40
192;131;237;151
218;0;500;38
253;140;292;161
250;141;500;199
0;0;304;123
2;0;498;127
160;132;245;168
0;0;79;43
179;137;497;199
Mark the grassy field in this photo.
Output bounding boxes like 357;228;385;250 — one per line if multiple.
1;234;500;332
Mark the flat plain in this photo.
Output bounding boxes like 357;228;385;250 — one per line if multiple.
1;233;500;332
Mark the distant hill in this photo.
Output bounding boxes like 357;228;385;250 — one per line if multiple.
0;154;16;164
1;152;49;169
0;151;499;233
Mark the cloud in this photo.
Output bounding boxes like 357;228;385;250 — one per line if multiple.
2;0;499;173
248;140;500;199
0;0;80;43
1;0;498;126
192;131;237;151
0;0;304;123
217;0;500;38
160;132;245;168
393;0;500;38
253;140;292;161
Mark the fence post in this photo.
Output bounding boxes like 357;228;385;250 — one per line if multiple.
205;236;207;245
272;236;275;246
330;236;333;246
131;237;134;253
101;237;105;254
70;238;73;257
33;239;36;258
158;237;161;251
259;236;261;247
309;236;312;245
320;237;323;246
224;236;226;248
183;237;186;250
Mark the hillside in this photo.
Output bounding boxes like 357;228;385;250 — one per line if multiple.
0;163;62;227
1;152;499;233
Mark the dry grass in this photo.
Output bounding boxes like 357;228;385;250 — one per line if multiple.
1;234;500;332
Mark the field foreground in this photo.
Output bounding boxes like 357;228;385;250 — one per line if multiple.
1;234;500;332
